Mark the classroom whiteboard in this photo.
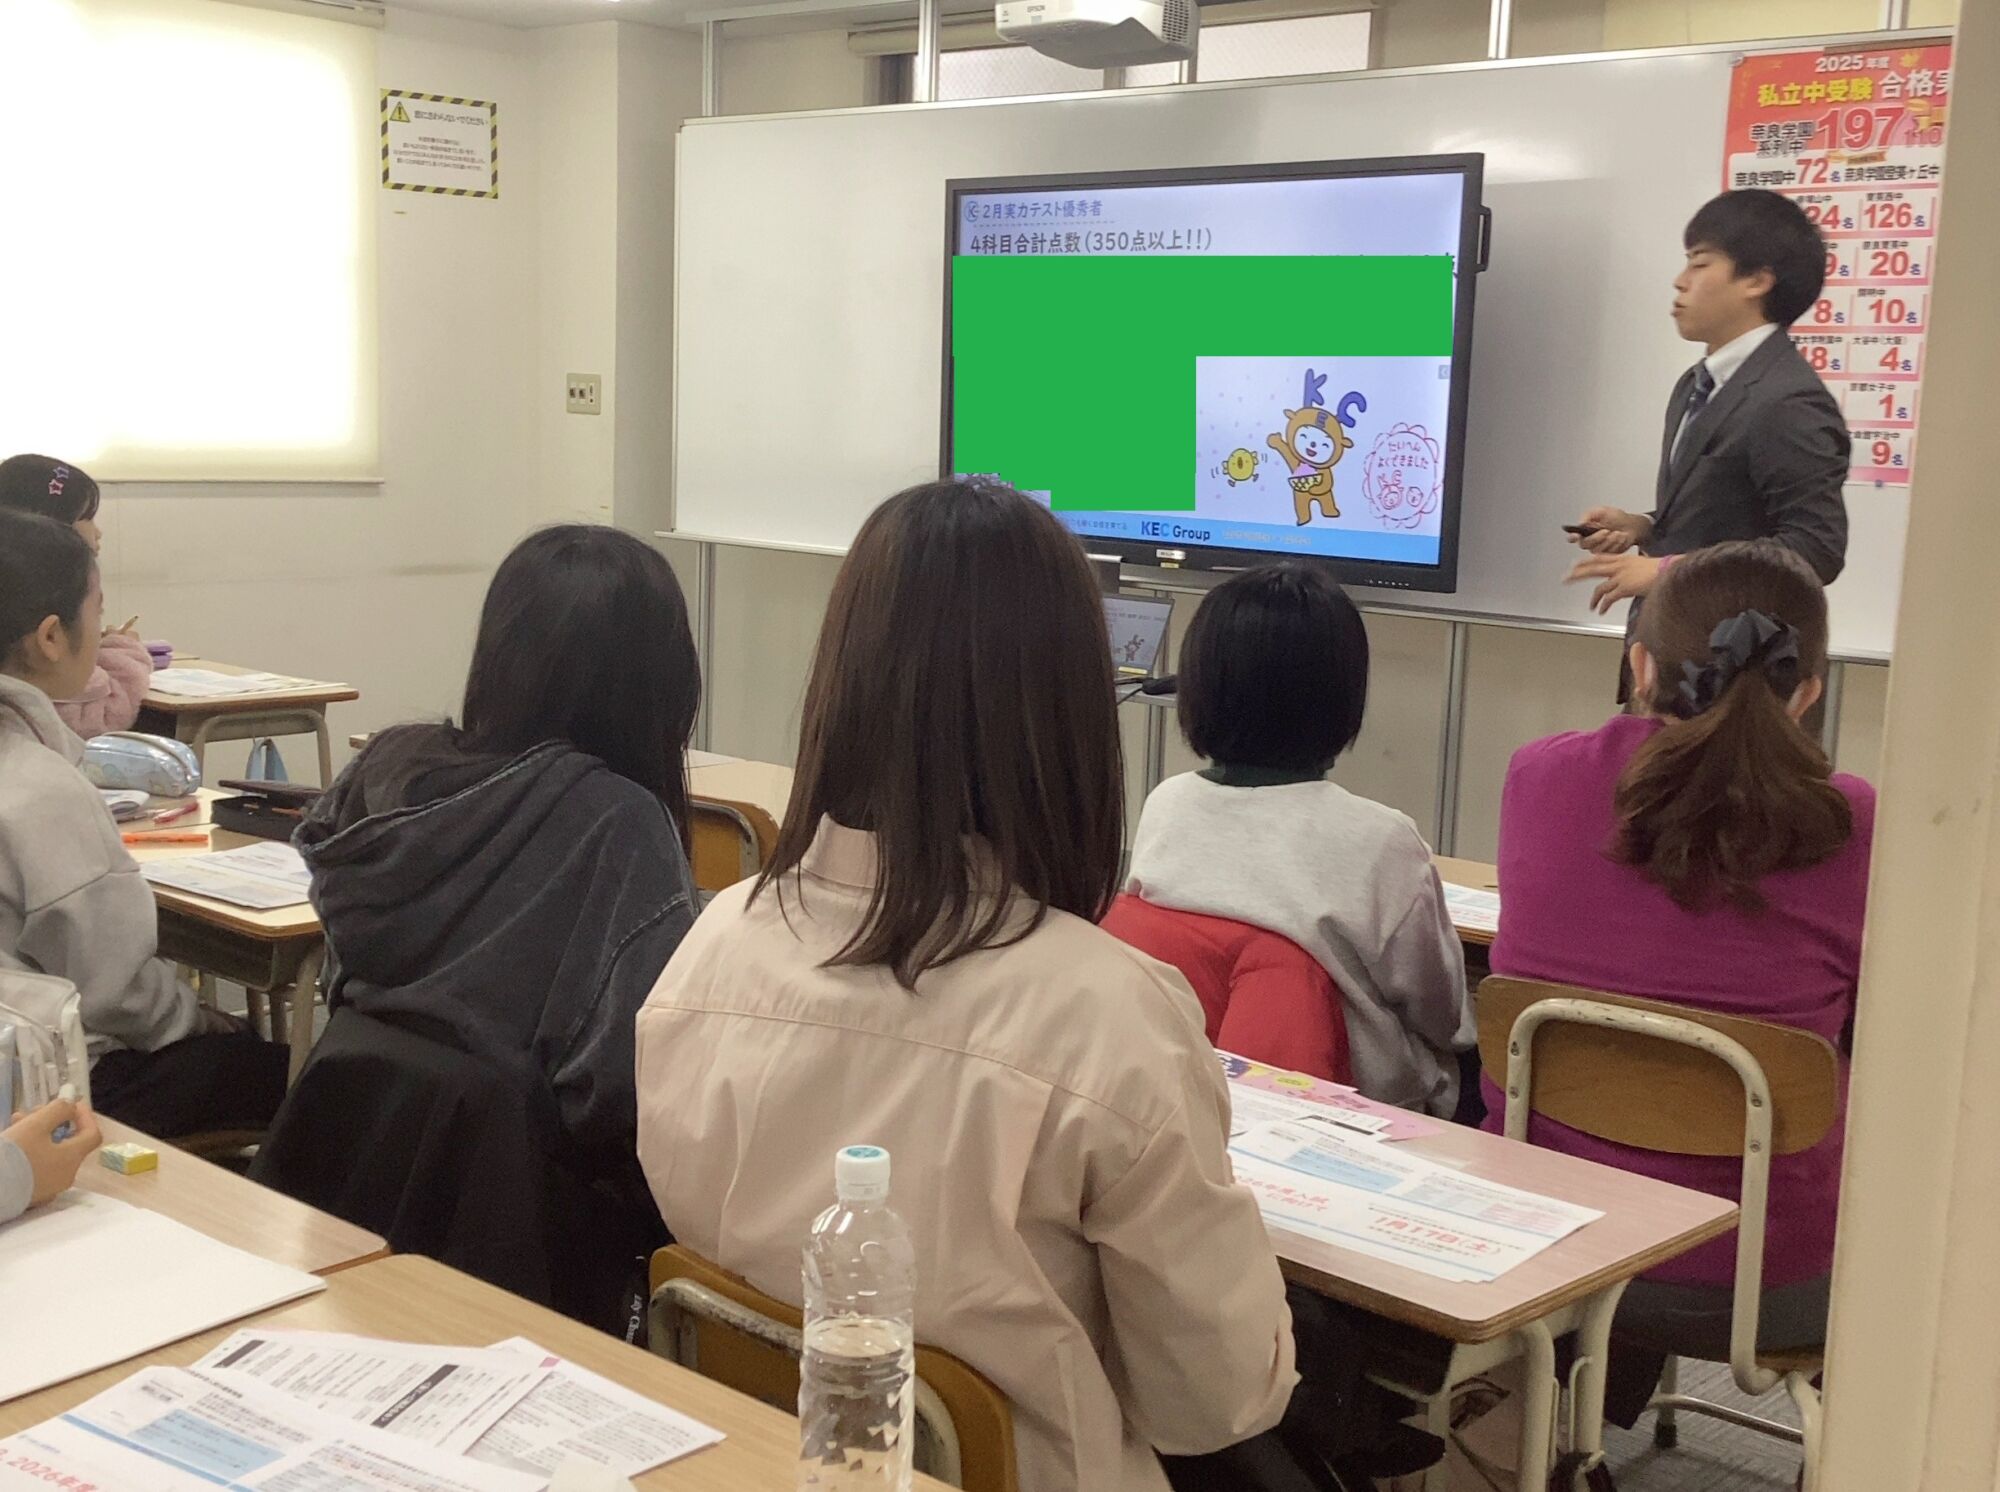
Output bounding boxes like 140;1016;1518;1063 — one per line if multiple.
672;43;1915;657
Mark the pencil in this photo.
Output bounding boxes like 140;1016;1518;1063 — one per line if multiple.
122;830;210;845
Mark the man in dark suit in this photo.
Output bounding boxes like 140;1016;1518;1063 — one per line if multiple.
1567;191;1850;666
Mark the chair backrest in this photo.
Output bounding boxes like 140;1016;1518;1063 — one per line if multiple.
1100;894;1352;1086
1477;976;1839;1158
687;795;781;894
1481;977;1842;1395
649;1245;1019;1492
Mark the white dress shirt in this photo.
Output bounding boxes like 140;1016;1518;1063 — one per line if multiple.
1704;320;1779;390
1673;321;1779;458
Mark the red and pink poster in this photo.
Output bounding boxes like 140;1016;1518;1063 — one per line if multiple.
1723;42;1952;488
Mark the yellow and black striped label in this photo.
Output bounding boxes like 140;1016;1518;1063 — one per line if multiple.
380;89;499;200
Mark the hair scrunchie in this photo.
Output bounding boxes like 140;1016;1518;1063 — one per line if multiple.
1675;609;1803;718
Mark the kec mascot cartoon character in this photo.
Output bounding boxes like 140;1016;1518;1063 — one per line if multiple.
1267;370;1367;525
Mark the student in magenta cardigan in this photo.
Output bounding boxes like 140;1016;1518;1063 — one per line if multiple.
1485;539;1873;1426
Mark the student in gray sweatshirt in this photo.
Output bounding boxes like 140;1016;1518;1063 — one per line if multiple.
0;513;288;1137
1123;564;1474;1116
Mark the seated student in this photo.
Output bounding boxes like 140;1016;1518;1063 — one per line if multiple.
0;454;151;738
637;481;1314;1492
1119;564;1471;1113
0;512;289;1136
253;525;700;1328
1486;538;1872;1422
1;1099;102;1225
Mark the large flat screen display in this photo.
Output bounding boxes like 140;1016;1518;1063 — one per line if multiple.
945;156;1486;591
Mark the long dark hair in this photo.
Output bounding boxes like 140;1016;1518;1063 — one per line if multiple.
754;479;1125;989
0;511;93;658
461;525;699;850
1614;540;1851;910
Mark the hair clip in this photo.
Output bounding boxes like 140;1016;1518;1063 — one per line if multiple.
1676;609;1802;717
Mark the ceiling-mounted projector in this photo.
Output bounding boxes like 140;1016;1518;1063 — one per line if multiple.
995;0;1198;68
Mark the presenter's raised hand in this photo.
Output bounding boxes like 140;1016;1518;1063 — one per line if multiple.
1572;507;1652;554
1567;552;1663;614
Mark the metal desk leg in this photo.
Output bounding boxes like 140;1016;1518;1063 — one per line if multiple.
1514;1319;1558;1492
177;715;206;776
1652;1354;1679;1448
1562;1281;1630;1486
284;943;325;1084
181;709;336;786
1419;1385;1453;1492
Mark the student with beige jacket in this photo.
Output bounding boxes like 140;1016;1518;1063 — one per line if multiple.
635;480;1308;1492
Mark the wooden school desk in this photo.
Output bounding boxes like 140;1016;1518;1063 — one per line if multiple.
1434;855;1499;950
139;657;358;786
688;756;792;823
76;1118;385;1276
0;1256;951;1490
1252;1098;1737;1492
127;789;324;1081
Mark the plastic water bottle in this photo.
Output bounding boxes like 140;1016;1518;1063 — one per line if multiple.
798;1144;917;1490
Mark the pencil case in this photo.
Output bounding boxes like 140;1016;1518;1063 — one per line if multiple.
79;733;201;797
212;778;322;842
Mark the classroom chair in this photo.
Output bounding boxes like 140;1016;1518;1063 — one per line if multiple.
687;795;780;894
648;1244;1020;1492
1100;893;1353;1086
1478;976;1840;1492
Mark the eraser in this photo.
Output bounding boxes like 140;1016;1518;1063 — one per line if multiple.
100;1142;158;1175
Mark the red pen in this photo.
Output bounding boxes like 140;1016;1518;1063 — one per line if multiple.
151;801;200;825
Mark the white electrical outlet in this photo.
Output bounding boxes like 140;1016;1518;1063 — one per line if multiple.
566;373;602;415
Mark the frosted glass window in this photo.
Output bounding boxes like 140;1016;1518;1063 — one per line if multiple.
1128;10;1371;83
939;45;1106;99
0;0;379;481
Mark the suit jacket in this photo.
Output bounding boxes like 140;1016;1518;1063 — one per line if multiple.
1649;328;1850;580
1616;330;1852;704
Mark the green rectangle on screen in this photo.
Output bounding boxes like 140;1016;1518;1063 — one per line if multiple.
950;255;1454;512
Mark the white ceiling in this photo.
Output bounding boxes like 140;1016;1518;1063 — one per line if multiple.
390;0;985;32
390;0;703;29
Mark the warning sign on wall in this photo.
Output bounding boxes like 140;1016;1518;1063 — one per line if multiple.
382;90;498;199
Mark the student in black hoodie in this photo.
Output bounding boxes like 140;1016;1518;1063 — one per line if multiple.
252;525;702;1327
